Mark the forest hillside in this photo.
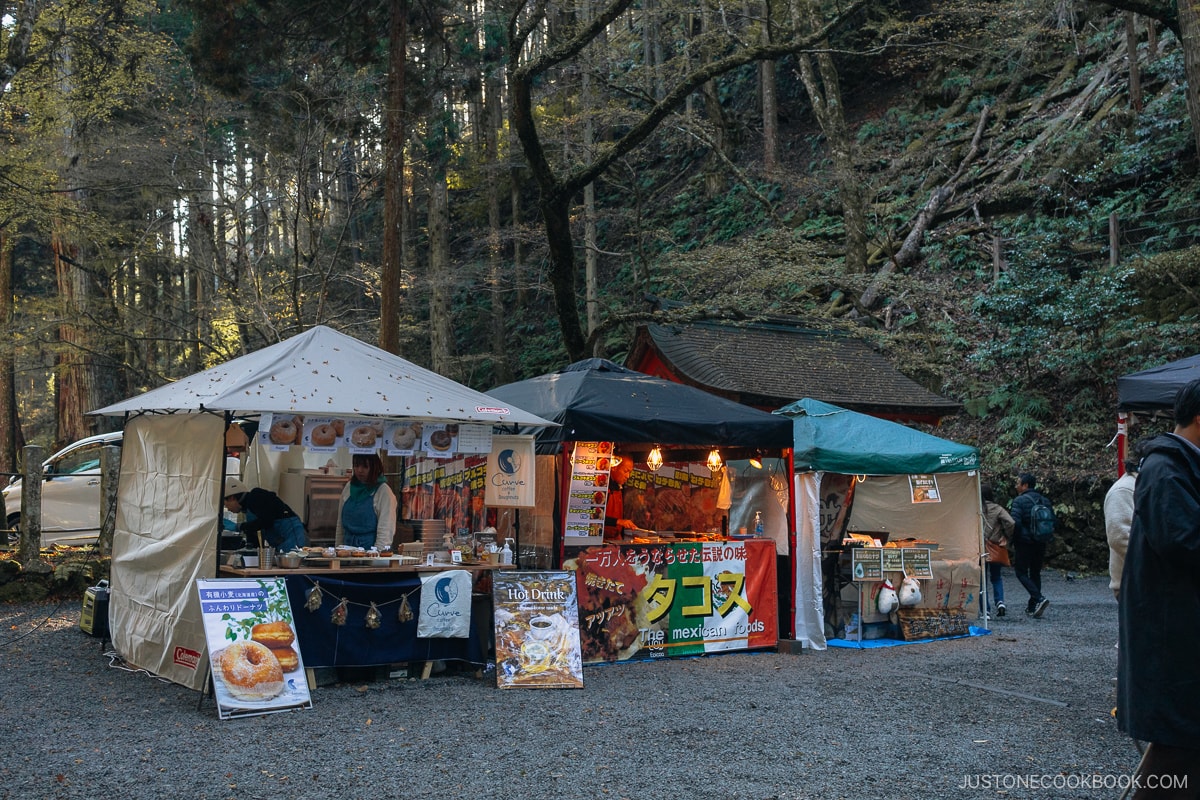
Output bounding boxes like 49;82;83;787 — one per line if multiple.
2;0;1198;570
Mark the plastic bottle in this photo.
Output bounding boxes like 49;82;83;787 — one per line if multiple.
501;538;514;565
754;511;764;536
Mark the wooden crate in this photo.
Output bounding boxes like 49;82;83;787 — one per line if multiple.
897;608;970;640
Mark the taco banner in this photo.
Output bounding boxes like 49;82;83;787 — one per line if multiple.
563;540;777;664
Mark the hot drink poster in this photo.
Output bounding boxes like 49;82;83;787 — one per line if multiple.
564;442;613;542
563;541;777;664
620;466;723;534
402;455;491;533
493;571;584;689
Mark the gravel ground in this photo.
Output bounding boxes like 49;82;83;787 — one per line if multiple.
0;569;1140;800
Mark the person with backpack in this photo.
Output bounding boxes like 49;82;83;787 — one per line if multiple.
1010;472;1054;618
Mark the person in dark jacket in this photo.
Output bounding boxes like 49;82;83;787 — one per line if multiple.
1118;378;1200;797
223;477;307;552
1009;472;1051;618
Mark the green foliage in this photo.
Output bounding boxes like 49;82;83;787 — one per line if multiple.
221;579;294;642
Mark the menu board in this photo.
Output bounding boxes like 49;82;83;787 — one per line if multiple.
195;578;312;719
564;442;613;545
455;424;493;454
902;547;933;578
384;421;422;455
851;548;883;580
880;548;905;573
492;571;583;689
301;416;344;452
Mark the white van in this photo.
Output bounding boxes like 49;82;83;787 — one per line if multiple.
3;431;242;547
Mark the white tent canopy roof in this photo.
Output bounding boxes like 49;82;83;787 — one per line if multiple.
92;325;555;427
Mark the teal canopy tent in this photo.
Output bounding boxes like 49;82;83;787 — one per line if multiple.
779;398;978;475
776;399;983;650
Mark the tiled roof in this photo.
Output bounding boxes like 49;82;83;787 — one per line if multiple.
629;320;960;420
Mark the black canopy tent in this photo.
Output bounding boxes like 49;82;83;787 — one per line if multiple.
487;358;794;455
1117;354;1200;412
488;359;798;635
1114;353;1200;474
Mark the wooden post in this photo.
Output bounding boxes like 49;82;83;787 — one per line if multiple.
1110;212;1120;267
992;235;1002;285
18;444;43;567
99;444;120;557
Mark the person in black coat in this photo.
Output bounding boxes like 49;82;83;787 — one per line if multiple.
1118;378;1200;797
1009;472;1052;618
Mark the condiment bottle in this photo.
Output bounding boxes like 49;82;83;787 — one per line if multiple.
501;538;514;565
754;511;764;536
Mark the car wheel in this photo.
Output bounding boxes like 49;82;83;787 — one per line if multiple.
4;514;19;546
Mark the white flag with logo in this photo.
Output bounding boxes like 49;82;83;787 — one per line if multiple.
418;570;472;638
485;434;536;507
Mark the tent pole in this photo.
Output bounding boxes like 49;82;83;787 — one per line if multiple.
1116;412;1127;477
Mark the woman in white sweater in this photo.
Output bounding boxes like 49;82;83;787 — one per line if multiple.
336;454;397;550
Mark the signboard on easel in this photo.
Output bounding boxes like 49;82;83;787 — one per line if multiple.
196;578;313;719
492;571;583;689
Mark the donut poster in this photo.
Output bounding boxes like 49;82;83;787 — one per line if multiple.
196;578;313;719
259;413;306;450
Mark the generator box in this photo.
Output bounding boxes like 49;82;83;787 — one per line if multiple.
80;580;110;638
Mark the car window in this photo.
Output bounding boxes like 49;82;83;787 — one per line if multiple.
52;443;107;475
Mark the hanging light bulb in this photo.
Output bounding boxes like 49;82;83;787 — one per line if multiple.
647;445;664;472
748;452;764;469
706;449;723;472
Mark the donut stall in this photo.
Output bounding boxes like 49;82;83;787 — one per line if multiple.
91;326;554;696
487;359;797;664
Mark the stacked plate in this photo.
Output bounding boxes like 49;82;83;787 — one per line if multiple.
405;519;449;559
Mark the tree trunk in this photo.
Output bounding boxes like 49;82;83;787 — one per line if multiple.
0;231;20;474
1178;0;1200;157
381;0;407;355
1128;13;1144;112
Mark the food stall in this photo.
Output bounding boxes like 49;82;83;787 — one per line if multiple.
91;326;553;691
778;399;984;650
487;359;795;663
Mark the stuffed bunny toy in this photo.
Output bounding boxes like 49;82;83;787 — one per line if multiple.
898;575;923;607
875;579;899;614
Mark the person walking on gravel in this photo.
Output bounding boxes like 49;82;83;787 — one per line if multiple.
1118;378;1200;798
1009;473;1051;618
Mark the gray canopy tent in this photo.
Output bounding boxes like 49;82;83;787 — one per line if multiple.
91;326;552;689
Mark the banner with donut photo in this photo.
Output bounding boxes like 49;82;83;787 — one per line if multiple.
301;416;346;451
258;412;306;450
342;418;384;453
196;578;313;719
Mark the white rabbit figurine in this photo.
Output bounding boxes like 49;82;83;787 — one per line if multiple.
898;575;923;607
875;579;899;614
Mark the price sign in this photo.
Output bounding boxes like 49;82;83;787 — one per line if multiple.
851;548;883;581
880;548;905;573
902;547;933;578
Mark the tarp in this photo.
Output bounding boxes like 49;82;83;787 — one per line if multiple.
487;358;793;449
94;325;553;427
778;399;983;652
778;398;979;474
1117;353;1200;412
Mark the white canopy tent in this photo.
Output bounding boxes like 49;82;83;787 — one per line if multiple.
92;326;553;689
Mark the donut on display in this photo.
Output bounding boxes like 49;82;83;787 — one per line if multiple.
269;419;297;445
219;641;284;701
350;426;377;447
250;620;295;648
310;423;337;447
269;646;300;673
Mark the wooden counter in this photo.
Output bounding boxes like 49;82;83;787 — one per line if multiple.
219;560;514;578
